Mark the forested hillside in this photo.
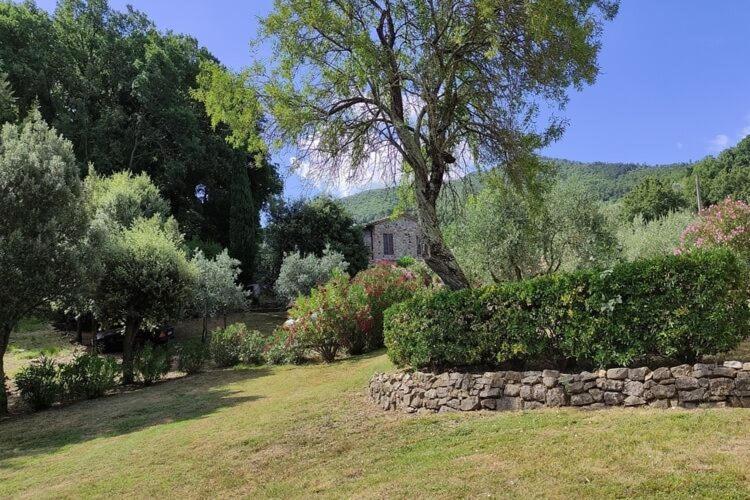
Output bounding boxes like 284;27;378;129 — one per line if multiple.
340;158;692;223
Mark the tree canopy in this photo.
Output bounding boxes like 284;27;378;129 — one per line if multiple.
621;176;688;223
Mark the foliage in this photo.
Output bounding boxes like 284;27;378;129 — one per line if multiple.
352;262;428;350
209;323;267;367
85;169;170;229
265;197;369;283
59;353;119;400
133;343;171;386
690;136;750;206
677;198;750;258
264;329;306;365
177;338;209;374
275;246;349;303
617;209;695;261
447;176;616;284
385;249;749;370
286;274;372;361
0;0;281;251
190;249;248;338
0;72;17;124
621;176;688;222
0;112;87;414
14;356;60;410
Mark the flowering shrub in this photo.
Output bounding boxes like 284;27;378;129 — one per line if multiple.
352;261;429;350
286;273;372;361
677;198;750;257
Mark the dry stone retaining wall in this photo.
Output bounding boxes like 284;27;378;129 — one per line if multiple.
369;361;750;413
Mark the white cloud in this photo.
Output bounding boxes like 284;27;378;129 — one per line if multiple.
740;125;750;140
708;134;729;153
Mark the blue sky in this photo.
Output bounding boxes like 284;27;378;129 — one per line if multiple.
34;0;750;198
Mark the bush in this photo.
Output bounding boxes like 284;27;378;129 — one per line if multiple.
352;261;428;350
385;249;750;370
59;353;119;399
274;246;348;302
134;344;171;385
209;323;266;367
177;339;208;374
14;356;60;410
617;210;695;261
287;273;371;361
677;198;750;259
264;329;306;365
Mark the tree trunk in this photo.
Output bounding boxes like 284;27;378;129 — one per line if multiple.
0;323;12;416
413;175;470;290
122;315;141;385
201;315;208;343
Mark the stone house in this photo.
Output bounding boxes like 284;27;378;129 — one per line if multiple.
362;214;426;262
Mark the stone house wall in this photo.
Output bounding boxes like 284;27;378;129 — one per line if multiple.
363;216;424;262
369;361;750;413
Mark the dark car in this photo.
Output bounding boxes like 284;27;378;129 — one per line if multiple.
94;324;175;353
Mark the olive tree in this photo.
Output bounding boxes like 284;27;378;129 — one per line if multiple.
93;217;196;384
0;111;87;414
191;249;248;341
194;0;618;289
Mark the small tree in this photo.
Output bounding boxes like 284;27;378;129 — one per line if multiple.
191;249;248;341
0;111;87;414
93;217;196;384
275;247;349;302
622;176;688;223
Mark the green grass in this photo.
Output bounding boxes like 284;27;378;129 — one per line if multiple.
2;351;750;498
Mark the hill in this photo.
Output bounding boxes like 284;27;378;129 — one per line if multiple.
340;158;692;223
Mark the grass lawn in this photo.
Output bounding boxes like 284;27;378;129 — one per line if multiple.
2;351;750;498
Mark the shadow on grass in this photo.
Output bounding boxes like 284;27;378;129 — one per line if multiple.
0;367;271;466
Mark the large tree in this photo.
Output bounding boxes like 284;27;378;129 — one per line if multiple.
0;112;88;414
195;0;618;289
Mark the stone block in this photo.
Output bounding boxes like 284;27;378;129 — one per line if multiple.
589;388;603;402
624;395;646;406
460;397;480;411
675;377;699;390
523;401;544;410
596;378;624;391
606;367;629;380
532;384;547;402
724;361;743;370
571;393;594;406
479;387;501;398
542;369;560;379
504;383;521;397
623;381;644;397
480;398;497;410
546;387;566;407
678;388;706;403
650;384;676;399
628;367;649;381
670;364;692;378
497;397;523;411
603;391;625;405
519;385;533;401
651;367;672;381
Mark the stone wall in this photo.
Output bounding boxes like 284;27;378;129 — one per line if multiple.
369;361;750;413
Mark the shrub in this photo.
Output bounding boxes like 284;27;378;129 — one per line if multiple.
134;344;171;385
274;246;348;302
264;329;306;365
177;339;208;374
209;323;267;367
14;356;60;410
617;210;695;261
352;261;428;350
59;353;119;399
677;198;750;258
287;273;371;361
385;249;750;370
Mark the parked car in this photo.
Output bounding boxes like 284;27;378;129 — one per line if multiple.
94;324;175;353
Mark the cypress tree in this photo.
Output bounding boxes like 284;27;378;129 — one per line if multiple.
229;163;256;286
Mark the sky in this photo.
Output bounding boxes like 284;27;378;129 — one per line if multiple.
33;0;750;199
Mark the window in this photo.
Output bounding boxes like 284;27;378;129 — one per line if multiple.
383;233;394;256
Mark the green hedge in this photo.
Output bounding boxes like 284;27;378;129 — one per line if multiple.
384;249;750;369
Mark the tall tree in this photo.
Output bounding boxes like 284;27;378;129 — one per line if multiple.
229;164;257;286
0;72;17;124
195;0;618;289
0;112;88;414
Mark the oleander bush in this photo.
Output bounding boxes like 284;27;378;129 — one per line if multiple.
177;338;209;374
264;329;306;365
14;356;60;410
352;261;429;350
59;353;119;399
134;344;171;385
209;323;267;367
385;249;750;370
286;273;372;361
